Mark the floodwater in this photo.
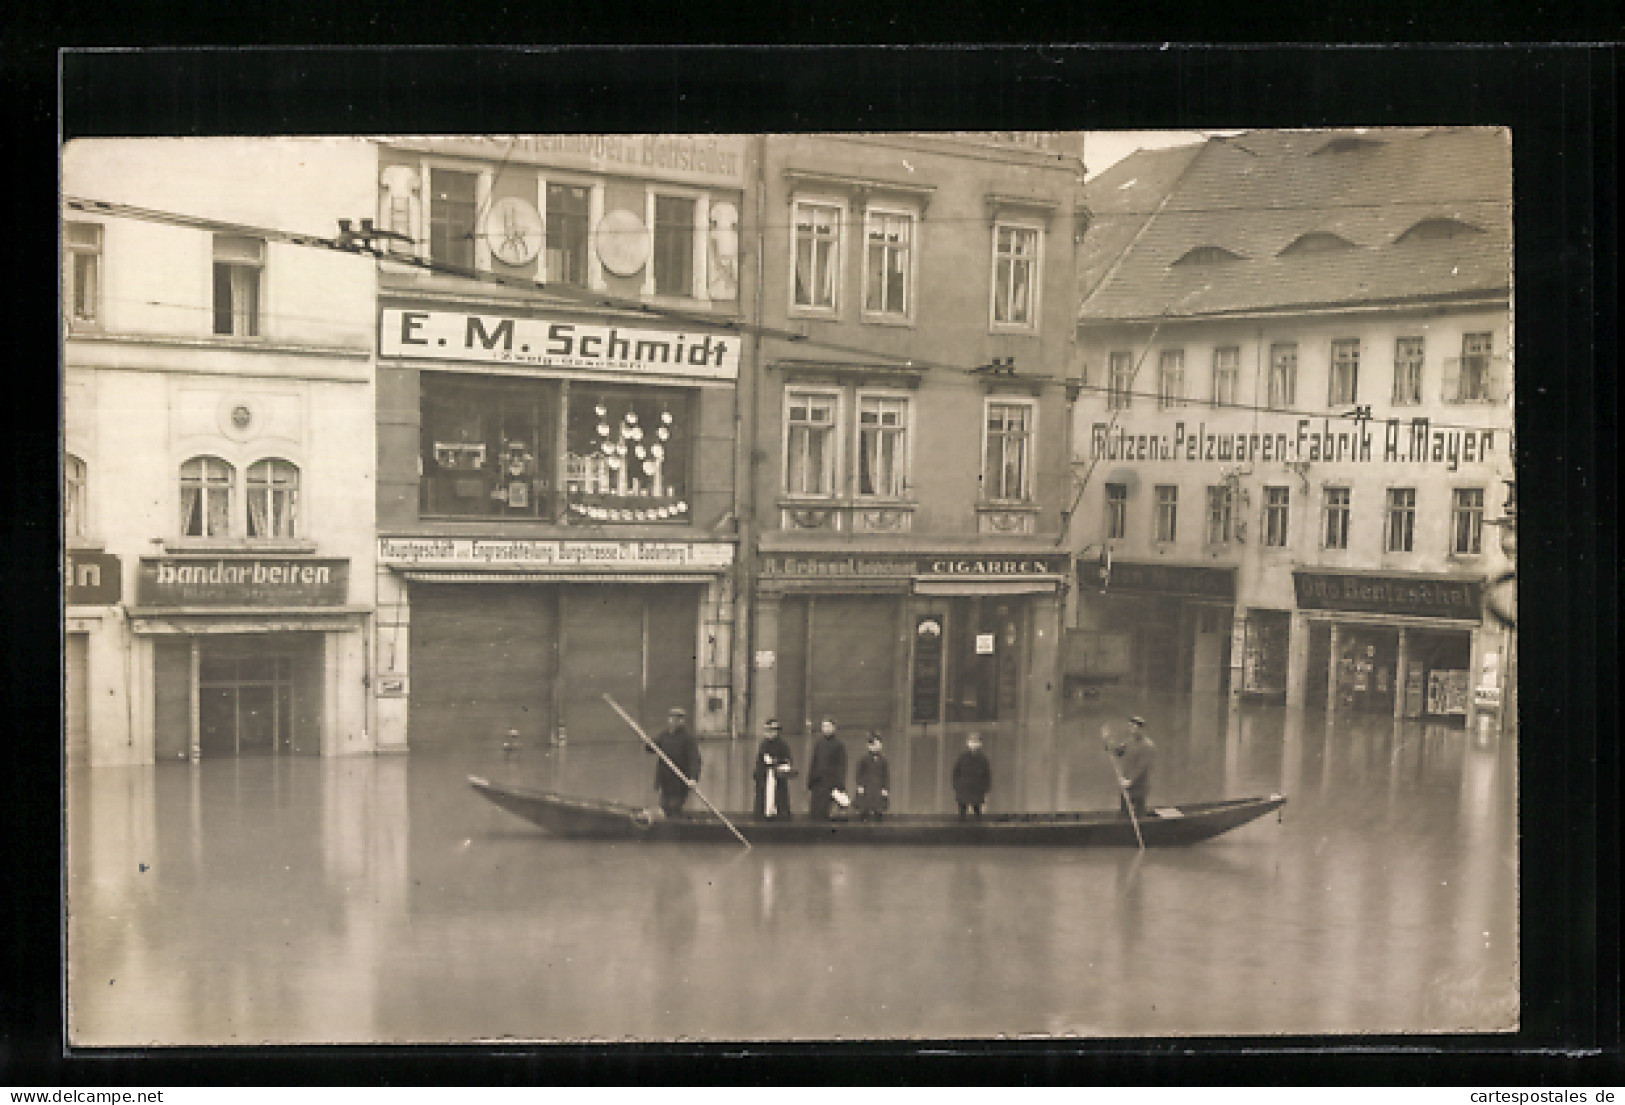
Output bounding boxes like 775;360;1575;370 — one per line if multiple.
66;692;1517;1043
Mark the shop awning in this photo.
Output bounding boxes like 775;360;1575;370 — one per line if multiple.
399;571;710;585
913;579;1061;596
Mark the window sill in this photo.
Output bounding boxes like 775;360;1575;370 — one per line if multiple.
163;538;319;554
66;536;105;551
989;322;1039;337
860;313;915;330
1447;550;1484;562
976;500;1039;513
789;306;840;322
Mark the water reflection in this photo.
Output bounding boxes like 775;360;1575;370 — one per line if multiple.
68;691;1517;1042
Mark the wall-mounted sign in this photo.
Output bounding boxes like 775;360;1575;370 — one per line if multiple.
376;674;409;698
381;309;740;380
759;553;1067;581
137;558;349;608
65;550;122;605
1088;417;1500;473
596;209;650;275
379;537;734;570
911;615;944;723
385;135;749;186
1106;561;1237;601
1293;571;1483;621
485;197;544;266
975;632;997;655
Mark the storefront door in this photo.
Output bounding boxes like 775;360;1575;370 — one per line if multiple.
909;596;1026;732
195;635;322;756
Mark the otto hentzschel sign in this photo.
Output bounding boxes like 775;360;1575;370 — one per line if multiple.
137;557;350;607
380;309;741;380
1292;570;1483;621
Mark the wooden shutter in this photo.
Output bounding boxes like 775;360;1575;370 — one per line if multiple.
807;596;899;736
153;638;191;760
558;585;644;742
776;598;809;737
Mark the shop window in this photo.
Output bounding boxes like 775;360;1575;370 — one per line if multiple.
792;199;842;313
1393;336;1424;405
1328;338;1360;406
247;459;299;538
1268;343;1297;409
1205;484;1233;546
545;183;591;287
428;169;478;270
943;597;1026;724
566;387;692;523
1107;351;1134;410
863;207;914;320
64;453;87;538
212;235;263;337
1451;487;1484;555
1157;349;1186;409
65;222;101;328
856;394;909;498
1212;346;1239;409
653;195;696;296
420;374;554;519
1154;484;1178;544
991;222;1040;328
180;456;236;537
785;389;839;497
1104;482;1127;540
1386;487;1416;552
982;400;1034;503
1322;485;1351;550
1262;486;1290;548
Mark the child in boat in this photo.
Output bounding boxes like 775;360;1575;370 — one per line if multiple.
951;732;992;819
854;732;890;822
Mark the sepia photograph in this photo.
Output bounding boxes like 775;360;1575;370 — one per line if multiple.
57;121;1523;1045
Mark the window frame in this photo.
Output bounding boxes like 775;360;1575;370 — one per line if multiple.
853;389;912;501
1457;332;1494;402
1262;485;1291;548
1153;484;1179;545
246;458;301;539
64;221;103;329
539;175;599;290
1205;484;1234;547
1450;486;1485;556
646;188;707;300
179;456;238;538
1385;487;1417;553
426;165;482;271
1392;336;1425;405
1268;342;1298;409
1107;351;1135;411
789;195;846;318
980;397;1037;504
420;373;557;521
860;203;918;325
1211;346;1240;410
1156;348;1187;409
783;386;844;499
211;234;265;338
1104;482;1128;541
1328;338;1360;406
1321;485;1352;550
988;219;1043;332
64;453;88;538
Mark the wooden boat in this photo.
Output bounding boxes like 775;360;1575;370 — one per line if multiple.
468;776;1286;847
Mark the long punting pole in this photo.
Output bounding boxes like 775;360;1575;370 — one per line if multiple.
604;694;751;850
1101;732;1147;852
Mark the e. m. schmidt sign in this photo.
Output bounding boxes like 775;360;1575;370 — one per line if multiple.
380;309;741;380
1293;571;1482;621
137;558;349;607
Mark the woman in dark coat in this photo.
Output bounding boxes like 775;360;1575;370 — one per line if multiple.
854;732;890;821
752;718;796;820
806;717;848;821
951;732;992;819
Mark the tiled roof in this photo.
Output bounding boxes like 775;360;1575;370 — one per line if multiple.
1078;128;1511;321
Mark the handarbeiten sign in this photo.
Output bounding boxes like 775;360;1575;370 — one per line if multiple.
1292;570;1483;621
137;557;350;607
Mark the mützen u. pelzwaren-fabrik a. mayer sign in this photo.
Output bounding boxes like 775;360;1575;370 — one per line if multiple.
1088;415;1501;472
380;309;741;381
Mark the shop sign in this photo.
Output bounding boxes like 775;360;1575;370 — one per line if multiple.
1293;571;1483;621
381;309;740;380
66;550;121;605
1088;416;1501;473
137;557;349;607
911;615;944;723
1106;561;1236;600
759;553;1067;581
379;537;733;570
386;135;748;186
376;674;409;698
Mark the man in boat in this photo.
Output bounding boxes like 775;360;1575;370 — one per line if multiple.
1104;715;1156;819
952;732;992;819
806;716;848;821
752;717;796;820
854;732;891;822
648;706;702;817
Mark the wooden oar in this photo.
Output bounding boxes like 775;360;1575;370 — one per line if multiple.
603;694;751;850
1101;730;1146;852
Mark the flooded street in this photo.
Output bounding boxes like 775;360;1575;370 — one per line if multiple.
67;693;1517;1043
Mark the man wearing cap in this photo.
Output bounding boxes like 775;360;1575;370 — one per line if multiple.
752;717;796;821
649;706;702;817
1104;716;1157;819
806;716;848;821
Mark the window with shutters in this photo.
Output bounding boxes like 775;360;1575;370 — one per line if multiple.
1386;487;1416;553
1448;332;1495;402
1268;343;1298;408
1328;339;1360;406
212;235;263;337
1392;337;1424;405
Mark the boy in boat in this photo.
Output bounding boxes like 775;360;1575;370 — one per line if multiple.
952;732;992;819
1104;715;1156;819
854;732;890;822
648;706;702;817
806;716;848;821
753;717;796;820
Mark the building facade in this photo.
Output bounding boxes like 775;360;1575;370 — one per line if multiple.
369;136;754;750
746;133;1086;753
1067;129;1515;726
63;139;379;765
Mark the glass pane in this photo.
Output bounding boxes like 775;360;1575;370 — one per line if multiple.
566;387;689;521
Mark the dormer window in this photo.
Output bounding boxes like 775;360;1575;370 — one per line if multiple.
1170;245;1244;267
1279;232;1356;256
1396;218;1485;243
